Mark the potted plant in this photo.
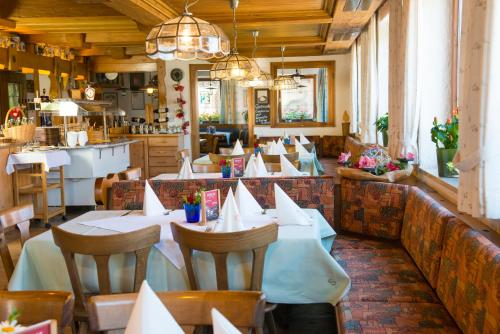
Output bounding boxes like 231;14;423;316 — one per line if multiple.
183;190;202;223
374;113;389;147
219;159;232;178
431;110;459;177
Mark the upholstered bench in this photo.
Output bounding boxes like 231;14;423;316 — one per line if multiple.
334;179;499;334
110;176;336;227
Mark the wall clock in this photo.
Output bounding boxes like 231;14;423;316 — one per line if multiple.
170;68;184;82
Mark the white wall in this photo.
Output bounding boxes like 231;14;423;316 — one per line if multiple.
159;54;351;152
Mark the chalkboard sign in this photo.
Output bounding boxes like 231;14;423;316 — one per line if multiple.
255;89;270;125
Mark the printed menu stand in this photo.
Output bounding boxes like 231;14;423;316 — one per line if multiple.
231;157;245;178
201;189;221;224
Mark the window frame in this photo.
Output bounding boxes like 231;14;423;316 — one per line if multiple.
269;60;335;128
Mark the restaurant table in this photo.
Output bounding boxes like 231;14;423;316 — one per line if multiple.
9;210;350;305
200;131;232;145
151;171;308;180
193;154;322;176
5;150;71;175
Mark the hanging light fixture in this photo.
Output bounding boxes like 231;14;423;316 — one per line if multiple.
273;46;298;90
206;80;217;96
210;0;260;81
239;31;274;88
145;0;230;61
291;68;306;84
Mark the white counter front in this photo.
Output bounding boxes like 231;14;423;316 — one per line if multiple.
48;141;134;206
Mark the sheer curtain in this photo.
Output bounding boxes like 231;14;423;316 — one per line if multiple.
358;16;378;143
376;9;390;145
350;41;359;133
455;0;500;228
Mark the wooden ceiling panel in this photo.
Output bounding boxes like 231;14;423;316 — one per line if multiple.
8;0;120;17
4;0;384;57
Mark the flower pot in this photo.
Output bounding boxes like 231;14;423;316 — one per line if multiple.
221;166;231;178
436;148;457;177
184;203;200;223
382;130;388;147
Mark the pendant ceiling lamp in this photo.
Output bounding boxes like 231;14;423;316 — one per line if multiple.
239;31;274;88
291;69;306;83
273;46;298;90
145;0;230;61
210;0;260;81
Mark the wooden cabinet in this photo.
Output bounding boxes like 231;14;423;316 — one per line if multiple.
0;146;14;210
110;134;183;178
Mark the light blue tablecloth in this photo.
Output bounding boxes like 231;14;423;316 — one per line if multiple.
8;210;350;305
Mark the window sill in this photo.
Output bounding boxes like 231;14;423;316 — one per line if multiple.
415;167;458;205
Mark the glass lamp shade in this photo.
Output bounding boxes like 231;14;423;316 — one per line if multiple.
210;51;260;81
146;12;230;61
273;75;298;90
239;71;274;88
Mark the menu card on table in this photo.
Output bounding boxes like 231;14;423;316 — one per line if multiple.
231;157;245;178
19;320;57;334
202;189;221;224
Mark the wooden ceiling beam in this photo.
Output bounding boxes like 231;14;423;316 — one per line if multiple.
85;31;146;46
100;0;178;27
0;18;16;30
25;33;85;48
91;55;157;73
12;16;139;33
237;36;326;49
208;10;333;27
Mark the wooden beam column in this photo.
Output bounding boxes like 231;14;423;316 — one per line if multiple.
156;60;167;110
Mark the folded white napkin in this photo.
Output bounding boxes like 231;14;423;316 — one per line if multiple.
215;189;245;232
299;133;310;144
280;154;303;177
124;281;183;334
232;139;245;155
255;153;269;176
276;138;288;155
143;182;166;216
234;179;262;217
267;140;278;155
244;155;258;177
177;158;194;179
212;308;242;334
274;183;313;226
295;141;312;159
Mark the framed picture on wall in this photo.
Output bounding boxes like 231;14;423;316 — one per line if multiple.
131;91;145;110
256;89;269;105
130;73;145;91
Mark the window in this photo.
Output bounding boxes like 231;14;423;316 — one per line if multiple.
8;83;20;109
270;61;335;127
198;80;221;123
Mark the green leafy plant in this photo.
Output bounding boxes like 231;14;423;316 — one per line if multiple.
374;113;388;133
8;309;20;323
431;113;459;149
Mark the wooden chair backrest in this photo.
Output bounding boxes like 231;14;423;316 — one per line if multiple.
264;161;301;173
192;163;220;173
0;290;74;332
262;152;299;164
52;225;161;312
171;223;278;291
94;173;119;208
118;168;142;181
0;203;33;280
283;144;296;153
88;291;266;333
200;134;219;154
302;143;315;152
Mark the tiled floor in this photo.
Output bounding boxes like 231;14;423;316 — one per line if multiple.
1;159;341;333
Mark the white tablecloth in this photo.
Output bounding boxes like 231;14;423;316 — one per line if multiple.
5;150;71;175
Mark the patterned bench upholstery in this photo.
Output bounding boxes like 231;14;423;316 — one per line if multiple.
335;179;499;334
110;176;336;227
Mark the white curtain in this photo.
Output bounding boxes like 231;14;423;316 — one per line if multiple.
376;10;390;145
455;0;500;228
358;16;378;143
416;0;453;170
350;42;359;133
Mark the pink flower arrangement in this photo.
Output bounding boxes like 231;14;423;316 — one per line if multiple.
358;156;377;169
387;162;401;171
399;152;415;161
338;151;352;165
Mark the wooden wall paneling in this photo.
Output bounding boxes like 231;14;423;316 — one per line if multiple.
129;138;148;179
0;147;14;210
189;64;209;160
247;88;255;148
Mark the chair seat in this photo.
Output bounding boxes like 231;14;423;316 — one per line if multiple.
333;234;401;251
337;301;461;334
343;282;440;304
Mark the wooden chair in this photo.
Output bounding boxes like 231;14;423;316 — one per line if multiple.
118;167;142;181
302;142;315;153
209;152;252;166
262;152;299;164
94;173;119;209
0;290;74;334
283;144;296;153
175;149;191;162
88;291;266;334
0;203;33;281
52;225;161;328
200;134;219;154
192;163;220;173
171;222;279;334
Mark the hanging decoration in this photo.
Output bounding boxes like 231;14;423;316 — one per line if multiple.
173;82;189;134
210;0;260;81
145;0;230;61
